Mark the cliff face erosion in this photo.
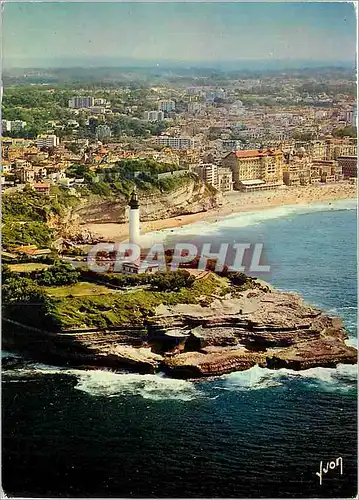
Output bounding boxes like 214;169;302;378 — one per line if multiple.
70;179;222;225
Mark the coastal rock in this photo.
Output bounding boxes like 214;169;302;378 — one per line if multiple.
3;282;357;379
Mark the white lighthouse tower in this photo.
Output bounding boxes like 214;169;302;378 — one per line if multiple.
128;189;140;246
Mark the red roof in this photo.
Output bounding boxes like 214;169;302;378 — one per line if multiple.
233;149;282;158
33;182;50;188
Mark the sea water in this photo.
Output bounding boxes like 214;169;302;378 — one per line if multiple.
2;199;357;498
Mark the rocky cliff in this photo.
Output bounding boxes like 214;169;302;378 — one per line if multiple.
3;283;356;379
70;179;222;225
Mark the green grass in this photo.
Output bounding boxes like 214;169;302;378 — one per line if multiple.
9;263;50;273
43;281;117;298
46;272;229;330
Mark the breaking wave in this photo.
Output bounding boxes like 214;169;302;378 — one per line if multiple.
1;362;202;402
2;359;356;399
74;371;202;401
217;363;357;395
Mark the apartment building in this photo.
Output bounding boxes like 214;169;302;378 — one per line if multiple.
325;139;357;160
94;98;107;106
2;120;27;133
156;136;194;150
36;135;60;149
16;166;47;184
157;100;176;112
311;160;340;183
337;156;357;179
218;167;234;192
194;164;219;189
222;149;284;190
143;111;164;122
222;140;243;152
68;96;95;109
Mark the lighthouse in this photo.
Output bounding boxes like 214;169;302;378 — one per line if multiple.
128;189;140;246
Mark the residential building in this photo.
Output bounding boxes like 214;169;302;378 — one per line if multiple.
194;164;219;189
94;98;107;106
221;140;243;151
2;120;11;133
68;96;95;109
222;149;284;190
36;135;60;149
283;167;301;186
143;110;164;122
218;167;234;192
32;182;51;194
2;120;27;133
337;156;357;179
156;136;194;150
17;166;47;183
325;138;357;160
89;107;106;115
157;100;176;112
352;105;357;127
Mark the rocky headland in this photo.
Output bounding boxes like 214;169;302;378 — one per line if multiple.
3;276;356;379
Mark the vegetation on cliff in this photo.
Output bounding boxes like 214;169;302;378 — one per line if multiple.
2;264;230;330
72;159;215;199
2;187;79;249
3;159;216;249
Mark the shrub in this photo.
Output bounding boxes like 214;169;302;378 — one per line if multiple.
31;262;80;286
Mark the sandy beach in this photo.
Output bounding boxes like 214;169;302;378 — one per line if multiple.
85;182;357;242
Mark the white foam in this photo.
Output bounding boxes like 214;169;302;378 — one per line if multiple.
219;363;357;395
218;365;283;391
74;371;202;401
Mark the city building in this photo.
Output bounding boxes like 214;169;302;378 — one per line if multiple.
94;98;107;106
325;138;357;160
68;96;95;109
218;167;234;192
222;149;284;190
194;164;219;189
32;182;51;194
2;120;27;133
222;140;243;152
157;100;176;112
155;136;195;150
337;156;357;179
17;166;47;183
36;135;60;149
143;110;165;122
2;120;11;133
89;107;106;115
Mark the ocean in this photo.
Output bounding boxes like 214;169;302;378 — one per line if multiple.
2;199;357;498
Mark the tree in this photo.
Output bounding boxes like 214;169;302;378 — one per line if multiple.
149;270;195;291
32;262;80;286
332;126;357;139
2;277;60;329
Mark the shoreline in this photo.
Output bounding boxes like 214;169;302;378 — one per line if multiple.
84;182;357;242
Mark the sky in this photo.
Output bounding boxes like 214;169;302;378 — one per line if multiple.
2;2;357;68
